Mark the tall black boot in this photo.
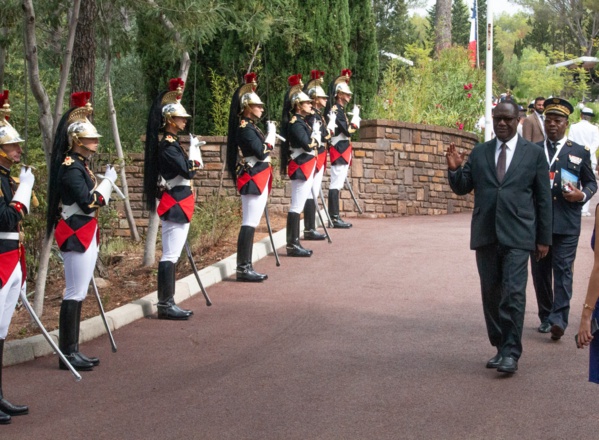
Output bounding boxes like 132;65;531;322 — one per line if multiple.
75;301;99;366
59;300;93;371
236;226;268;282
157;261;190;320
286;212;312;257
328;189;352;229
303;199;326;241
0;339;27;423
168;263;194;317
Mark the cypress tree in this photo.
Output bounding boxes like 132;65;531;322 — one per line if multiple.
348;0;379;116
452;0;471;47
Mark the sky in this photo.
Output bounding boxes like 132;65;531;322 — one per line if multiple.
413;0;525;17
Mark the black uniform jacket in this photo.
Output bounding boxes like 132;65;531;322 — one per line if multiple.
55;154;105;253
287;113;316;181
157;134;199;223
328;104;355;166
537;138;598;235
0;166;23;287
236;117;272;195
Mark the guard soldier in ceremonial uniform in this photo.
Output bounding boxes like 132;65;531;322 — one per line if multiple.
302;70;330;241
47;92;117;371
325;69;360;228
144;78;202;320
227;73;279;281
280;74;319;256
532;98;597;340
0;91;32;424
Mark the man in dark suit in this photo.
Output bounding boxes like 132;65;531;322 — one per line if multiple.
531;98;597;340
446;100;553;374
522;96;546;143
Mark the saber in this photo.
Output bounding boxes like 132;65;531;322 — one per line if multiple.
345;177;363;214
96;174;126;200
185;241;212;306
19;291;82;381
264;207;280;266
311;189;332;243
319;188;333;227
90;277;117;353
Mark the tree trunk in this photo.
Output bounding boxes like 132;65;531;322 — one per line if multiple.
104;48;140;242
0;28;7;91
434;0;452;54
71;0;97;98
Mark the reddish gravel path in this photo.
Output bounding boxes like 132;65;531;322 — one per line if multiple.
3;214;599;439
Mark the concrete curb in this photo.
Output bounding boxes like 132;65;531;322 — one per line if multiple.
4;225;290;367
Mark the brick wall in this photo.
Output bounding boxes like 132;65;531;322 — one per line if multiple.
103;120;478;236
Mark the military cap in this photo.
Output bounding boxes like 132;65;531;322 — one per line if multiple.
543;97;574;118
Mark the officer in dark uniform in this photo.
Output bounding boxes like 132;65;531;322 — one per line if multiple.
0;91;32;424
280;74;319;256
532;97;598;340
302;70;330;241
47;92;117;371
227;73;279;281
325;69;360;228
144;78;202;320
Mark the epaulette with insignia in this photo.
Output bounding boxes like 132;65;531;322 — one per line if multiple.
566;141;572;146
290;116;297;124
165;135;175;143
240;120;248;128
63;156;74;166
331;105;338;112
585;145;590;151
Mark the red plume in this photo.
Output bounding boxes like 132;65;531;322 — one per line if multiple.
0;90;8;107
168;78;185;91
310;70;319;80
319;70;326;79
341;69;352;81
244;73;257;84
70;91;91;108
288;74;302;87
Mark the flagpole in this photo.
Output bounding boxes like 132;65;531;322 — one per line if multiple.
475;0;479;69
484;1;494;142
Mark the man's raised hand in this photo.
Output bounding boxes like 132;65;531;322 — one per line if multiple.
446;142;466;171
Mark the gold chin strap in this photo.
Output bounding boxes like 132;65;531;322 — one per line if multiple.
0;147;15;165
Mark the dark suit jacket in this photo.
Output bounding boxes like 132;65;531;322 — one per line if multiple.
522;113;545;143
449;136;553;251
537;139;598;235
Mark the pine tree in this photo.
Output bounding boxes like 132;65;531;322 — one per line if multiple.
452;0;471;47
348;0;379;116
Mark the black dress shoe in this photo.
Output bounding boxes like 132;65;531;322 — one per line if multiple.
77;351;100;367
286;244;313;257
497;356;518;374
0;398;28;416
303;229;326;241
236;265;268;282
331;216;352;229
538;322;552;333
551;324;565;340
157;304;190;320
59;353;94;371
0;409;10;424
486;352;502;369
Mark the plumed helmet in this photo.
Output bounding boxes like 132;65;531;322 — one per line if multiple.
238;73;264;109
305;70;328;99
161;78;191;124
334;69;353;96
0;90;25;147
67;92;101;147
287;74;311;108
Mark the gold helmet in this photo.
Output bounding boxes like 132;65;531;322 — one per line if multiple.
0;90;25;148
305;70;328;99
334;69;353;96
239;73;265;109
287;74;311;109
161;78;191;125
67;92;102;147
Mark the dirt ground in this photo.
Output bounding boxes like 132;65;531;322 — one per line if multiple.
7;212;287;340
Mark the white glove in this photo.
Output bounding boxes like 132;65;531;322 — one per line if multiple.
95;165;116;204
326;111;337;133
189;134;205;168
12;166;35;213
350;105;361;128
104;165;118;183
265;121;277;146
311;120;322;147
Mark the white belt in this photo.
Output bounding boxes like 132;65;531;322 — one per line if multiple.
61;203;94;220
164;176;191;190
0;232;19;241
290;147;316;160
331;133;349;145
244;156;271;167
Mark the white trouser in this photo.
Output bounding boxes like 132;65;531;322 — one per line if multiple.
307;167;325;200
241;186;269;228
161;220;190;263
62;234;98;302
0;263;23;339
329;164;349;190
290;172;315;213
